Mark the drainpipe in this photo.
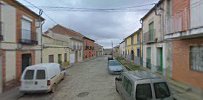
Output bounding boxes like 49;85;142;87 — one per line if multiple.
38;9;44;63
140;19;144;67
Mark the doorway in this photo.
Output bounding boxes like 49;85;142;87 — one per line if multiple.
22;54;32;73
131;50;134;61
157;48;163;73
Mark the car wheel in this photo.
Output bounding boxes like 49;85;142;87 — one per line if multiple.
51;84;57;93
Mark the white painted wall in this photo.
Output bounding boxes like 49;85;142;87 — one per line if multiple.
1;2;16;43
5;51;16;82
35;51;41;64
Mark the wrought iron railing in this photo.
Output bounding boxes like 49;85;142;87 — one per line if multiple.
144;29;155;44
19;39;38;45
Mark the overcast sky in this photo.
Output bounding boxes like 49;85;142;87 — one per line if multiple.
18;0;158;48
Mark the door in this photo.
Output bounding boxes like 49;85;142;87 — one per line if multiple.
146;47;151;69
34;69;47;89
75;51;78;62
131;50;134;61
22;54;32;73
157;48;163;73
122;76;133;100
70;53;75;64
149;22;154;41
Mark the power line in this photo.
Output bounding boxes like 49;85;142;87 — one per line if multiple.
21;0;58;24
29;3;155;10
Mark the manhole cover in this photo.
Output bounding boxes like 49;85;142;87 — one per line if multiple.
77;92;89;97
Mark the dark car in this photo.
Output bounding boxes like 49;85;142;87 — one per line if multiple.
108;60;124;75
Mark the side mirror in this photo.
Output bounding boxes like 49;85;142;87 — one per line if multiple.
115;77;122;81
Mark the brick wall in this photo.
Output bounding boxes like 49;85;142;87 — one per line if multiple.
83;39;95;59
16;50;35;81
172;37;203;89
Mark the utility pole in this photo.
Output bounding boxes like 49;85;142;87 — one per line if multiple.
112;41;113;58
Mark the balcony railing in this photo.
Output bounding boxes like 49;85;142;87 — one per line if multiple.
19;39;38;45
144;29;155;44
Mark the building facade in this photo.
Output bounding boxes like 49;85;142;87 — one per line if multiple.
42;33;71;68
0;0;44;92
142;0;168;75
119;41;125;57
45;25;83;65
94;43;103;57
83;37;95;60
165;0;203;91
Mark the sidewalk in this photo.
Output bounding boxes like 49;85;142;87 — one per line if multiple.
0;87;22;100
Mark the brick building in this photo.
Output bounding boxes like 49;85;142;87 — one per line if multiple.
0;0;44;93
165;0;203;92
83;37;95;59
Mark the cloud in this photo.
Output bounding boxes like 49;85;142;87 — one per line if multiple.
18;0;158;48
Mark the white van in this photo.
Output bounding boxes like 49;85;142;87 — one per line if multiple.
20;63;65;93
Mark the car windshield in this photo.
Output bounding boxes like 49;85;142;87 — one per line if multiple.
154;82;171;99
109;61;120;66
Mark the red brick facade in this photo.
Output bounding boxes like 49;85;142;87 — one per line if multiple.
83;37;95;59
172;38;203;89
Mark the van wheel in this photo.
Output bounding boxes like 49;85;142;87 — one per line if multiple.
51;84;57;93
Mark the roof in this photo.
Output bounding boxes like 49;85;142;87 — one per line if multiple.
27;63;60;69
3;0;44;21
141;0;164;21
84;36;95;42
123;71;161;81
45;24;84;41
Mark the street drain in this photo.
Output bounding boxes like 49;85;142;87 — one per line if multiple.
77;92;89;97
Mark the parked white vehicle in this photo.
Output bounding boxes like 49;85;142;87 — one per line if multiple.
20;63;65;93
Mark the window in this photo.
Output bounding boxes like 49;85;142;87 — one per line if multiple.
136;84;152;100
122;76;132;95
137;49;140;57
49;55;54;63
24;70;34;80
21;19;31;40
36;70;45;79
154;82;170;99
64;53;67;62
79;51;81;57
190;46;203;72
58;54;62;64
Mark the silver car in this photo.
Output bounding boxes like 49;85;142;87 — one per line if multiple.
108;60;124;75
115;71;175;100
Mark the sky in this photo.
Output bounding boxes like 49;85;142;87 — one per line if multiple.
18;0;158;48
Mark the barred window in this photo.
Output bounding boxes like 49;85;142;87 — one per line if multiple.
190;46;203;72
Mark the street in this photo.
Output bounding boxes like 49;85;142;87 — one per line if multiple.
15;56;121;100
0;56;201;100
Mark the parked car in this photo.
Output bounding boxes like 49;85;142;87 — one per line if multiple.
115;71;175;100
20;63;66;93
108;60;124;75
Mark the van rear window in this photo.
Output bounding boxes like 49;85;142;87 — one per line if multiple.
136;83;152;100
24;70;34;80
36;70;45;79
154;82;170;99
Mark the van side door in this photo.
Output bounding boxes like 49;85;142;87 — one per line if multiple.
122;76;134;100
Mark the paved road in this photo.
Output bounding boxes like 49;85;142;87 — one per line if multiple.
52;56;121;100
0;56;121;100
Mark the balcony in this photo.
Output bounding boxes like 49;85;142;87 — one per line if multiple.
165;3;203;39
144;29;155;44
19;39;38;45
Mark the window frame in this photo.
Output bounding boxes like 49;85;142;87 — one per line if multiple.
190;46;203;72
21;18;32;40
48;55;54;63
36;70;46;80
135;83;153;100
24;70;35;80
